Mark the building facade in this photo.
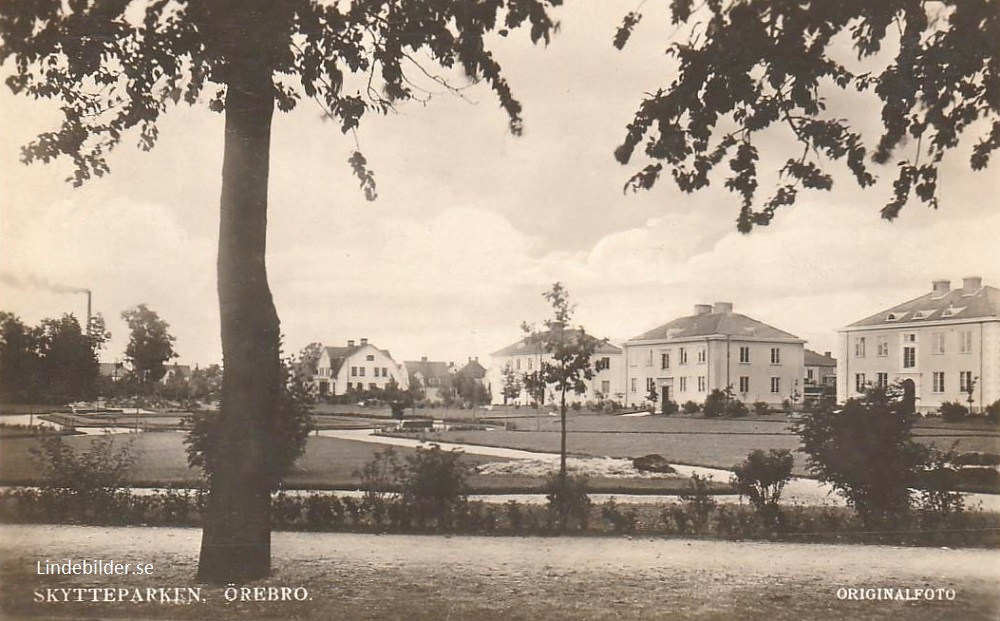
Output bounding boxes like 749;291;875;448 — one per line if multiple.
404;357;456;402
837;277;1000;412
803;349;837;404
487;329;624;405
624;302;805;408
313;338;408;396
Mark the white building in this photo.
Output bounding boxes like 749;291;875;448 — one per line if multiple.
624;302;805;408
487;329;625;405
312;338;408;396
837;277;1000;412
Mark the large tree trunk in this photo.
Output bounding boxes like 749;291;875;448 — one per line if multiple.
197;59;279;584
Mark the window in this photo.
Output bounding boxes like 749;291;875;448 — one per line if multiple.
876;372;888;388
528;358;533;371
932;372;945;393
646;350;653;367
903;332;917;343
697;348;706;364
679;377;688;392
960;371;974;392
679;348;688;364
369;382;376;391
877;336;889;357
366;354;375;361
660;353;669;370
697;376;706;392
770;377;780;394
855;373;866;393
960;330;973;353
373;367;379;378
739;376;750;393
854;337;866;358
596;357;611;371
932;332;945;355
601;380;610;394
351;366;357;377
346;382;352;390
770;348;781;364
359;367;365;377
903;346;916;369
382;367;387;377
739;346;750;363
646;378;656;393
516;358;521;371
630;378;637;392
806;368;815;381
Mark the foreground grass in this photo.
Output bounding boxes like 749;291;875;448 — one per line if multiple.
2;526;998;621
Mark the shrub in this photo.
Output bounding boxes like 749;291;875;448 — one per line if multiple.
753;401;769;416
939;401;969;423
702;390;727;418
725;400;749;418
570;401;582;411
682;401;700;415
795;385;926;526
661;400;679;415
952;452;1000;467
678;473;717;533
984;399;1000;424
601;497;639;533
731;449;794;524
400;444;469;529
915;447;965;520
545;473;591;531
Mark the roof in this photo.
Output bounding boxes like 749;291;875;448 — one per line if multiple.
804;349;836;367
99;362;127;377
627;311;802;343
492;328;623;357
404;359;454;382
846;285;1000;328
456;359;488;379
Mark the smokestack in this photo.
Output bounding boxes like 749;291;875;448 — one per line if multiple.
360;337;368;346
713;302;733;314
694;304;712;316
962;276;982;294
347;339;355;347
932;279;950;295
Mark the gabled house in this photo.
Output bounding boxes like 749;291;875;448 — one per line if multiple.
404;357;456;402
837;277;999;412
313;338;408;396
624;302;805;407
803;349;837;404
99;362;128;382
487;329;625;405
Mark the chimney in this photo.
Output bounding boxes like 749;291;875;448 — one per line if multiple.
932;279;950;295
347;339;355;347
694;304;713;316
824;351;831;358
360;337;368;346
713;302;733;314
421;356;428;362
962;276;982;294
474;356;479;362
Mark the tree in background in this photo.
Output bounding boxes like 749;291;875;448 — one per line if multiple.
121;305;177;388
2;0;561;582
501;364;522;405
795;383;926;526
614;1;998;231
522;370;547;407
188;364;223;403
0;311;107;404
523;283;604;527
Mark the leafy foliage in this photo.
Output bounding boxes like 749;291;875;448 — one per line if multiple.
121;304;177;386
545;473;591;531
1;0;563;189
185;355;314;489
0;311;106;404
731;449;794;523
939;400;968;422
501;364;522;404
615;1;999;231
795;384;926;525
400;444;469;530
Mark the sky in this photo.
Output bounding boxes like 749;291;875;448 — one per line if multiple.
1;2;998;369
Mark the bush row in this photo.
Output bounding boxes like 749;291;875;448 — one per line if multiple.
1;486;996;548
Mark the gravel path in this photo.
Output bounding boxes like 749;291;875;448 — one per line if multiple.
1;524;998;620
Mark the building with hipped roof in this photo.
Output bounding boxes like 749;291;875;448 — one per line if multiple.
487;329;624;405
312;338;408;396
837;277;999;412
624;302;805;408
404;357;456;402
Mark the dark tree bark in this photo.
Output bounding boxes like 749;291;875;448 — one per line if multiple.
197;57;280;584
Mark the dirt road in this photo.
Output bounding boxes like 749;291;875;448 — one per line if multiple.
1;525;997;620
